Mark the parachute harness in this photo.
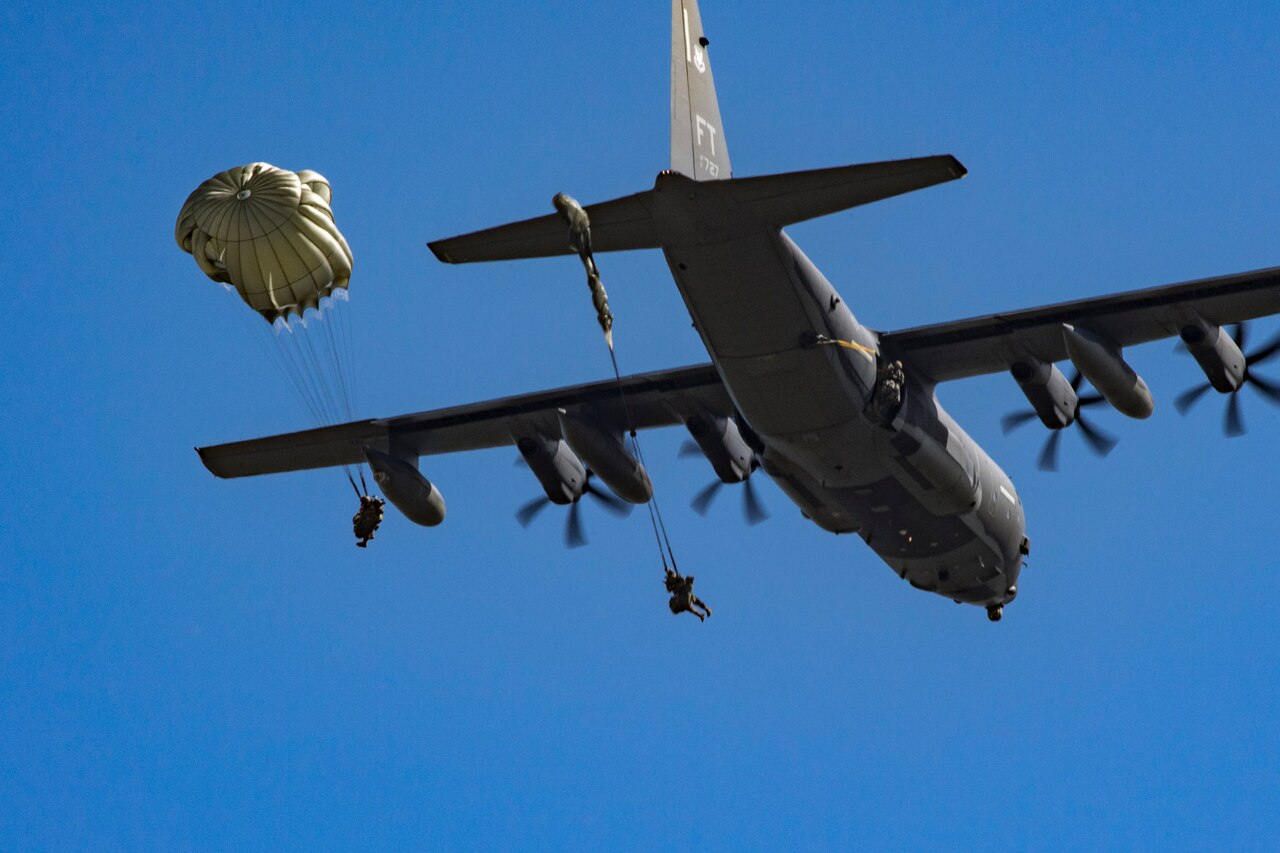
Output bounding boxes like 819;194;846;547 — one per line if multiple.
554;194;703;616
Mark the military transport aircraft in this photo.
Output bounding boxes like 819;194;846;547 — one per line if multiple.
198;0;1280;622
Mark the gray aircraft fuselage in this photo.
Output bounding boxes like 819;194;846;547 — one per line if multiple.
649;170;1026;610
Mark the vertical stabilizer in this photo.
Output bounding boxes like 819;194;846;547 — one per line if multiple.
671;0;732;181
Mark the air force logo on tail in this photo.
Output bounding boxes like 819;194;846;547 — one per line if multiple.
693;43;706;73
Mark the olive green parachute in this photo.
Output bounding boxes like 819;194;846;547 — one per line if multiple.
175;162;353;323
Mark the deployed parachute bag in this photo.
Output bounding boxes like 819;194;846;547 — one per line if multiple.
175;163;353;323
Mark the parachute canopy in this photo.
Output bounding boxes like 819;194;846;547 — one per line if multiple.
175;162;354;323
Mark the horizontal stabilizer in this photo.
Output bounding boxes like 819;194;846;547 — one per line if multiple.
725;155;966;227
429;191;659;264
428;155;964;266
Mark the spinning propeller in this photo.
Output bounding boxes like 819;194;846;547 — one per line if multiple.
1001;369;1117;471
1175;322;1280;437
513;460;632;548
678;440;769;525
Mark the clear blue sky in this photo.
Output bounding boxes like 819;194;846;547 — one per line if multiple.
3;1;1279;848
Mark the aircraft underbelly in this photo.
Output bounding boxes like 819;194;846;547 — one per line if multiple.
661;232;870;434
659;224;1024;608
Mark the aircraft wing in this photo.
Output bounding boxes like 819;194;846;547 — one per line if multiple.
198;363;728;478
878;266;1280;383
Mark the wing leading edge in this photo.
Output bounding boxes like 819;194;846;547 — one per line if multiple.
880;266;1280;383
198;363;728;479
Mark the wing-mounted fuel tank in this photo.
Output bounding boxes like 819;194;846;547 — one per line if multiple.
872;389;981;517
515;433;587;504
684;412;755;482
1062;324;1154;418
1010;357;1077;428
364;446;446;526
1180;316;1246;392
557;409;652;504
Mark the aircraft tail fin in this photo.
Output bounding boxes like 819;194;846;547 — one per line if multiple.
671;0;731;181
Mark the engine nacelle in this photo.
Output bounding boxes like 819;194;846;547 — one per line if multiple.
685;413;755;483
1181;318;1245;393
515;434;586;504
364;447;446;527
1062;324;1154;419
1009;358;1077;428
557;409;652;504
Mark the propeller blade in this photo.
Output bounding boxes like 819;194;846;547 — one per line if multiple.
1225;392;1245;438
1174;382;1213;415
678;439;704;458
1233;322;1247;352
1077;393;1107;409
1037;429;1064;472
1075;415;1118;458
1001;410;1039;434
691;480;723;516
1069;369;1084;392
1247;372;1280;405
516;496;550;527
742;478;769;526
585;483;633;517
1246;330;1280;367
565;502;587;548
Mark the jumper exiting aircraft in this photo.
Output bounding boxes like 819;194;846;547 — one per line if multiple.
197;0;1280;621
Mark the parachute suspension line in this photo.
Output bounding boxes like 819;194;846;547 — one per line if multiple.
244;307;328;430
330;295;366;493
231;301;363;490
552;192;681;577
331;293;359;422
275;320;328;420
232;293;360;486
315;305;343;416
232;299;320;424
288;313;363;485
608;346;678;575
296;317;343;424
317;301;354;422
341;293;359;419
285;320;359;482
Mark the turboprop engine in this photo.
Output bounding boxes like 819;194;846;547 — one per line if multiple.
515;435;587;503
681;412;768;524
1062;324;1154;418
557;409;652;504
364;447;446;527
684;413;755;483
1180;318;1246;392
1009;358;1077;428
